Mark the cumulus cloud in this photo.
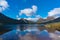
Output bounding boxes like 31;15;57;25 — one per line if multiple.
20;8;33;16
24;18;39;22
0;0;9;12
24;15;40;22
18;5;40;21
32;5;37;13
19;5;37;16
48;8;60;18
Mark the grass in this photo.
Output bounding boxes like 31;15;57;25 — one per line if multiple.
45;22;60;32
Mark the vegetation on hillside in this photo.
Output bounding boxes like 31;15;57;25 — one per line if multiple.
45;22;60;32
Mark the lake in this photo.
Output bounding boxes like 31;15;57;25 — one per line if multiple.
0;24;60;40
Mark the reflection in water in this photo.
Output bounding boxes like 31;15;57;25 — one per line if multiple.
0;24;60;40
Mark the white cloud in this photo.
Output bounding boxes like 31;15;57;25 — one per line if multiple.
16;15;21;20
25;18;39;21
48;8;60;18
19;5;37;17
32;5;37;13
35;15;41;18
0;0;9;12
24;15;40;22
25;18;39;22
20;8;33;16
18;5;40;21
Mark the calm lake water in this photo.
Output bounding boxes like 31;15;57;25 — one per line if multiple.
0;24;60;40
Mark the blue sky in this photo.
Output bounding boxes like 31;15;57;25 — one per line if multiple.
0;0;60;19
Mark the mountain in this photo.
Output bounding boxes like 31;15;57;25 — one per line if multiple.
46;16;55;21
0;13;17;24
0;13;33;35
0;13;35;24
41;17;60;24
37;18;46;23
37;16;55;24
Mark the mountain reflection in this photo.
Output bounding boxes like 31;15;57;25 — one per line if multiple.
0;24;60;40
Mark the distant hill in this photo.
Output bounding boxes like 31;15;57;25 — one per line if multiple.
37;18;46;23
46;16;55;21
37;16;56;24
0;13;33;24
41;17;60;24
0;13;35;35
0;13;18;24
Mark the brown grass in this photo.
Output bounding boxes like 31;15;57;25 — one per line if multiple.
45;22;60;32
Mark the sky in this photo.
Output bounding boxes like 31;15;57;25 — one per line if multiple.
0;0;60;20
